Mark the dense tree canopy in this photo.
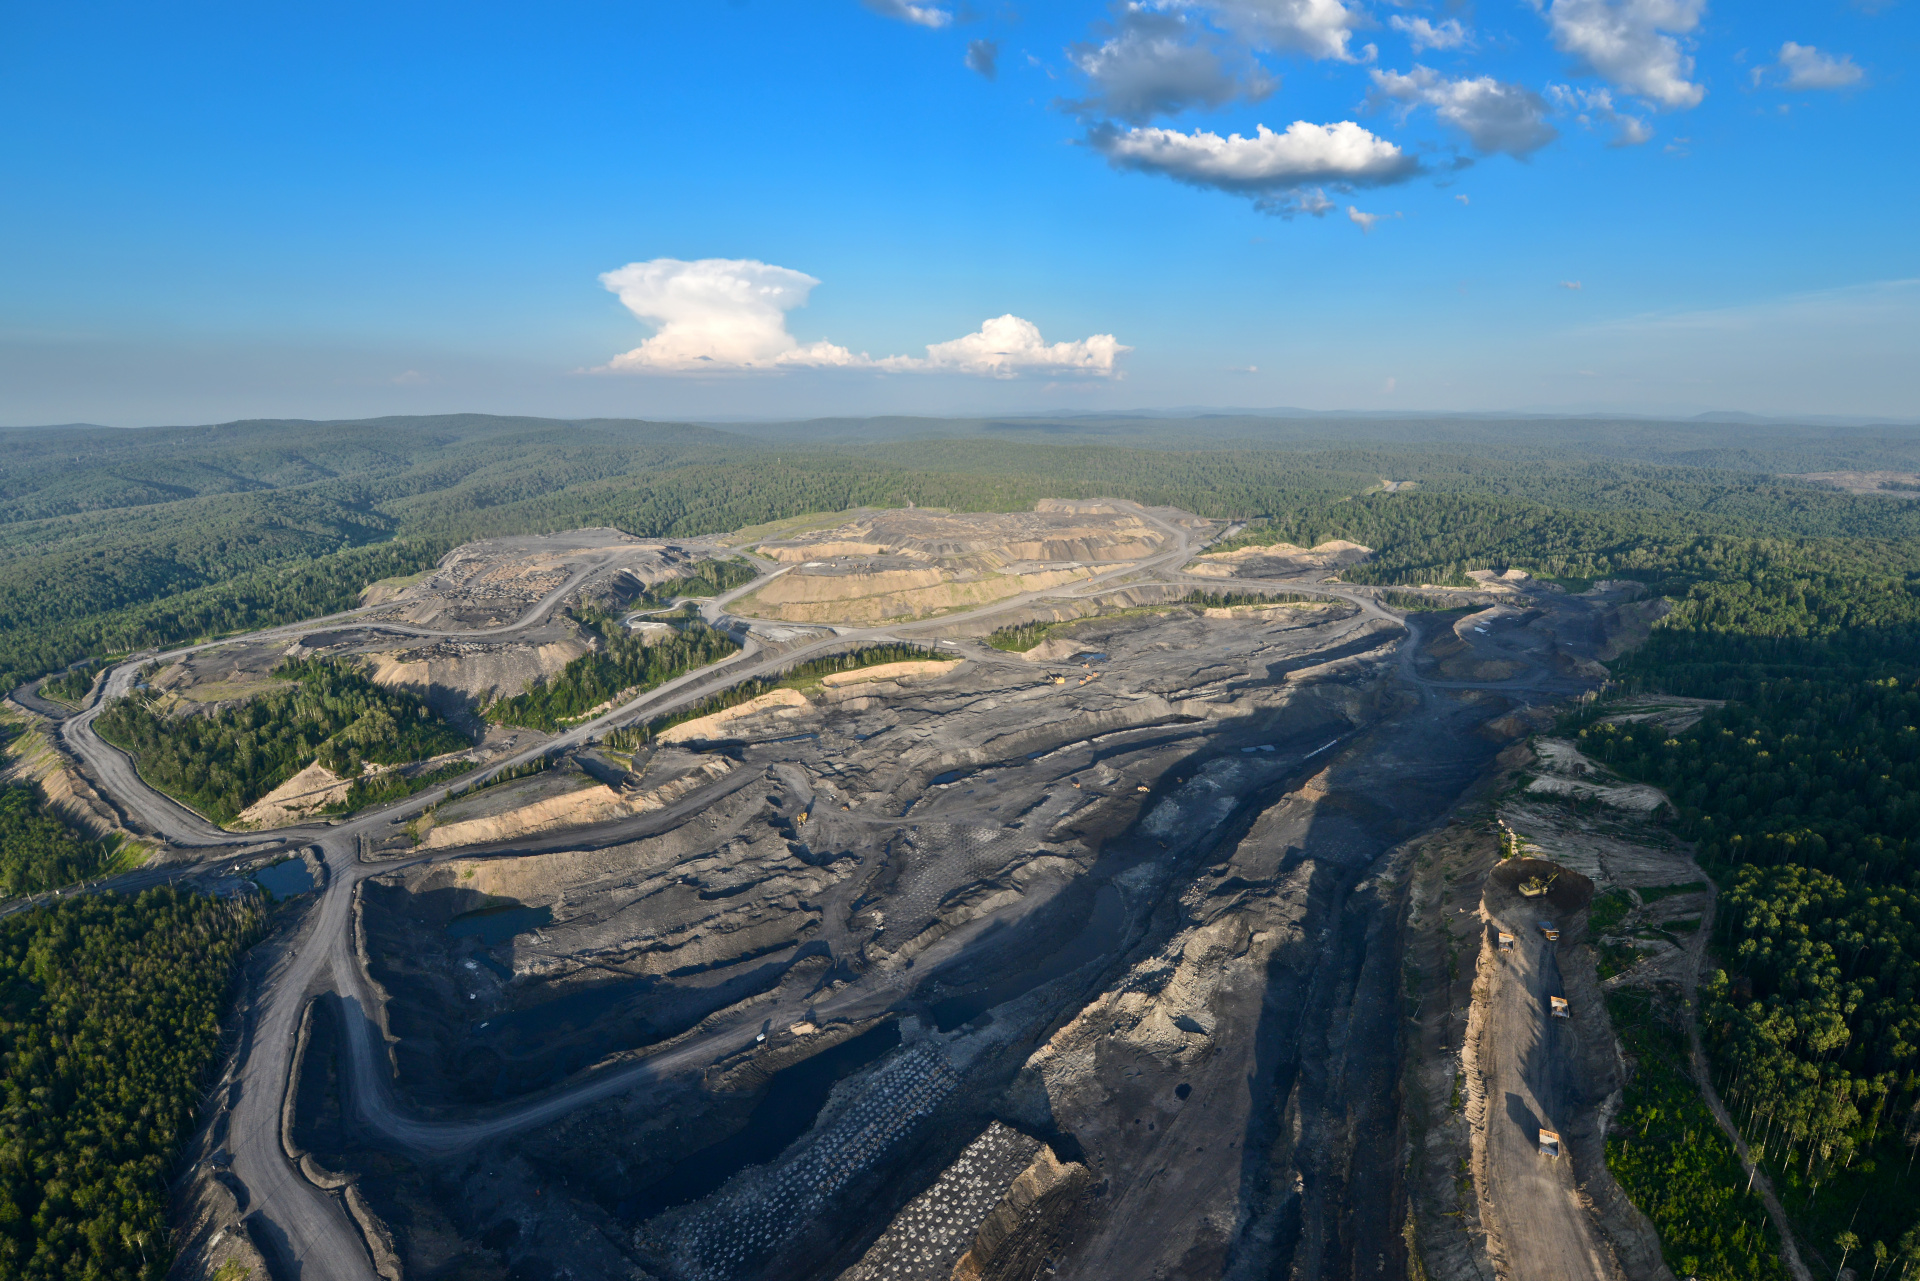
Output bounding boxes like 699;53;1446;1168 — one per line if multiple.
485;612;741;732
95;657;468;824
0;889;263;1280
0;783;122;897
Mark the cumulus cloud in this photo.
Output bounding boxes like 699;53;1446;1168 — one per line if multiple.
1371;66;1558;157
1559;280;1583;290
1549;84;1652;145
966;38;1000;79
1347;206;1381;232
1536;0;1705;109
1201;0;1369;63
1090;119;1419;205
862;0;952;29
886;315;1130;378
1066;7;1268;123
1757;42;1865;90
1390;15;1472;53
597;259;1125;378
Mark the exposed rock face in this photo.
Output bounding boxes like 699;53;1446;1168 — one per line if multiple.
236;760;355;828
819;660;962;687
415;755;733;849
658;689;812;744
1190;538;1373;578
1;704;134;843
360;624;594;717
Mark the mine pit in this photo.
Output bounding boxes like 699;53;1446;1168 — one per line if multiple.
253;515;1649;1281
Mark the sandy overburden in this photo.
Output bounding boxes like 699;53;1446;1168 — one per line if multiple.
734;501;1176;623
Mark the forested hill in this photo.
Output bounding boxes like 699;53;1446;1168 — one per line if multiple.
3;413;1918;703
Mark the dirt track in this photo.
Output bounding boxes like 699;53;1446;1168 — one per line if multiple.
1472;864;1620;1281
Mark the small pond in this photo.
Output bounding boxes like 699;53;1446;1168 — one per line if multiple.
254;859;315;900
446;903;553;946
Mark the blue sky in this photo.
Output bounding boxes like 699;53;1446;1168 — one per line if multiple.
2;0;1914;425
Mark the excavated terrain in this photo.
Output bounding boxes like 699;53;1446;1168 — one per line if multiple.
269;567;1643;1281
731;501;1207;624
361;528;707;629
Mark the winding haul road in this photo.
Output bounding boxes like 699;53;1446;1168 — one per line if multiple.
27;504;1587;1280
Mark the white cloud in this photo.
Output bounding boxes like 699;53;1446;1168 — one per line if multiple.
882;315;1130;378
862;0;952;29
1347;206;1381;232
1536;0;1706;109
1200;0;1368;63
1389;16;1472;53
1760;42;1865;90
1371;66;1559;157
1066;8;1267;123
599;259;854;372
1091;119;1420;201
1291;187;1339;216
1455;193;1471;204
1548;84;1652;145
597;259;1125;378
1559;280;1583;290
966;38;1000;79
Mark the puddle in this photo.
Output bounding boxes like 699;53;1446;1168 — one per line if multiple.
254;859;314;900
473;953;514;982
625;1021;902;1221
446;903;552;946
1070;652;1108;664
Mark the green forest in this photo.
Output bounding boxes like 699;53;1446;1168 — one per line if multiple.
0;889;264;1280
0;782;124;898
484;611;742;731
6;412;1914;704
7;414;1920;1279
1572;547;1920;1272
37;663;99;706
94;656;468;824
1604;988;1788;1281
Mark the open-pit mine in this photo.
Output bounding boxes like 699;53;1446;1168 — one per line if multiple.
22;500;1674;1281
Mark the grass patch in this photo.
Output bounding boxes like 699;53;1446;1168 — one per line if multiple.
1381;591;1478;614
1639;880;1709;905
1598;938;1645;979
1590;888;1635;936
1605;988;1787;1281
719;507;879;548
362;567;434;595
